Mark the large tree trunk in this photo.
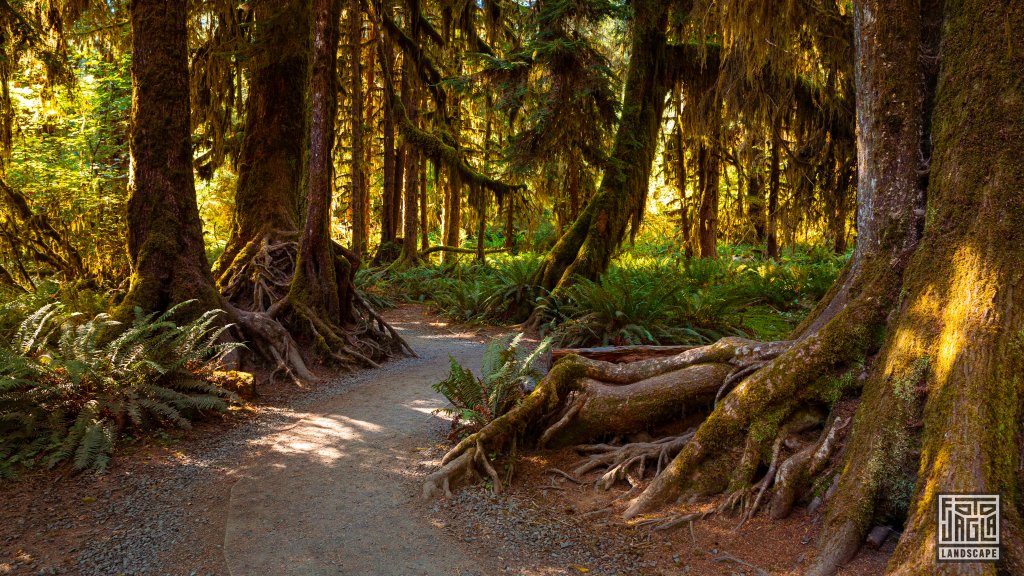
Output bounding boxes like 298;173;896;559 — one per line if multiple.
276;0;404;367
402;67;420;265
533;0;671;291
812;2;1024;574
431;2;1021;571
289;0;343;323
373;40;403;266
122;0;221;316
442;167;461;262
122;0;317;382
212;0;311;310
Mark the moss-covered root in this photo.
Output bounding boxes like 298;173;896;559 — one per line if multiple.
575;337;789;385
768;414;848;520
441;358;587;465
622;293;886;520
542;363;732;448
422;443;496;499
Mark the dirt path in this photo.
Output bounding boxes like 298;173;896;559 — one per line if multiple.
222;327;492;576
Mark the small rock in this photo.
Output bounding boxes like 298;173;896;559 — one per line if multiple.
866;525;893;549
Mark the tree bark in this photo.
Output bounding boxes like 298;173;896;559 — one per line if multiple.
213;0;311;291
697;143;719;259
766;130;781;259
402;67;420;264
443;167;461;263
813;1;1024;574
289;0;344;321
420;160;430;252
122;0;221;316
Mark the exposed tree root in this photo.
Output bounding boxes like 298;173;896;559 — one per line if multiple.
574;432;694;491
215;231;412;376
425;338;789;497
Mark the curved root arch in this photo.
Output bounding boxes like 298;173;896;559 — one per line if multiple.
422;337;808;501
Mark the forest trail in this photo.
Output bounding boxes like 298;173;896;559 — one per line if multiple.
222;319;495;576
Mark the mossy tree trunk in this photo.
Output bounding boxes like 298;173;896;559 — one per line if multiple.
811;1;1024;573
696;142;719;259
442;167;461;262
207;0;409;371
275;0;410;368
402;63;420;265
122;0;319;382
290;0;343;323
216;0;309;252
766;129;781;259
534;0;671;291
426;4;1024;576
212;0;311;310
121;0;221;317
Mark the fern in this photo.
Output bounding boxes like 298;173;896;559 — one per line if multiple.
0;300;242;474
432;333;552;439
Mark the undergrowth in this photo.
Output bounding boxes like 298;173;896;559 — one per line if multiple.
359;245;847;346
432;333;552;439
0;299;240;476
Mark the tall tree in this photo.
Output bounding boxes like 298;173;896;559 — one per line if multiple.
213;0;311;307
349;0;368;257
810;0;1024;572
401;67;420;264
533;0;673;290
123;0;317;381
121;0;220;316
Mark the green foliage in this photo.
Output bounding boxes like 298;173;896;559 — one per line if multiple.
354;268;398;310
432;333;552;439
6;51;133;285
357;245;845;348
540;265;749;347
484;254;545;322
0;301;240;475
432;269;499;323
361;253;545;324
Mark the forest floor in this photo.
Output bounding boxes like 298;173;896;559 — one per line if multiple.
1;304;894;576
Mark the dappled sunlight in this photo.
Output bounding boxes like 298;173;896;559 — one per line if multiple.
406;397;447;415
266;414;387;466
932;246;993;384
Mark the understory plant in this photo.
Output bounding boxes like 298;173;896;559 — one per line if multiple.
0;301;240;475
432;333;552;439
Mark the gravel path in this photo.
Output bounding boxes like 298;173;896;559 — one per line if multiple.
4;311;499;576
221;328;492;576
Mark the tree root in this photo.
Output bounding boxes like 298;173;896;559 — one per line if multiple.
227;303;316;382
216;231;412;375
574;433;694;491
622;286;889;520
426;338;791;499
768;415;848;520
